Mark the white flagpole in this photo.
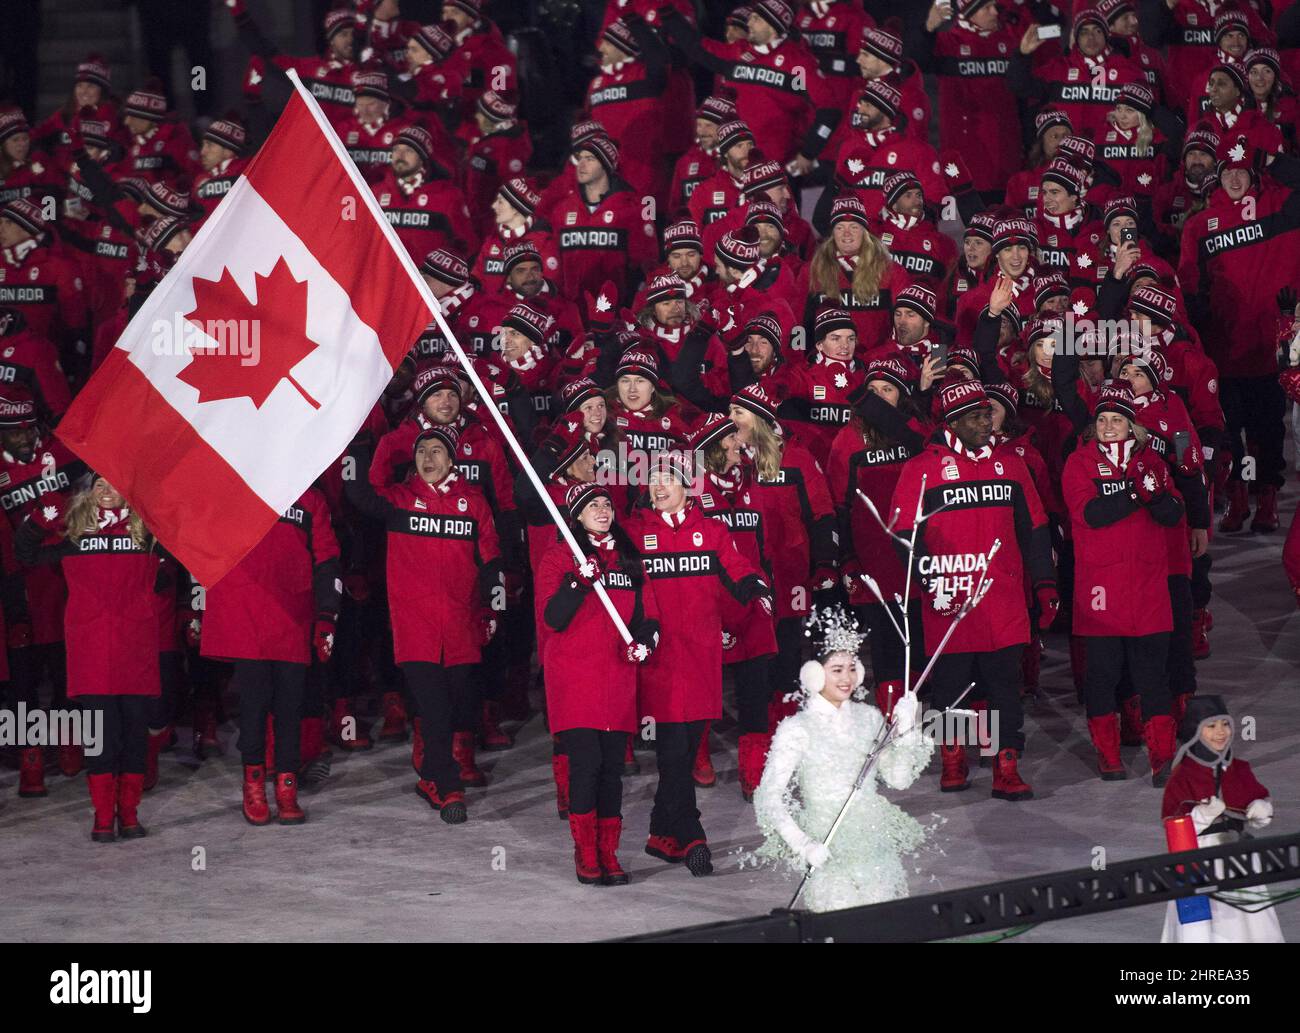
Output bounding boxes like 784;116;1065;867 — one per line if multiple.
284;71;633;643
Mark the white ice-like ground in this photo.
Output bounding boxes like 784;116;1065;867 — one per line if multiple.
2;491;1298;943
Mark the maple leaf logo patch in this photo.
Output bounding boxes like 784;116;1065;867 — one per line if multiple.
179;256;321;410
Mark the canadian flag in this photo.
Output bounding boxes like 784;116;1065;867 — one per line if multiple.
56;78;432;586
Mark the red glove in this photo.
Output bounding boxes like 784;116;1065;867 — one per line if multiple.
1130;455;1171;504
480;611;498;645
585;279;619;332
343;573;370;603
29;494;67;532
1280;367;1300;406
625;639;653;664
810;566;838;592
1034;583;1060;631
502;570;525;603
7;621;31;649
841;562;869;606
939;150;973;195
574;555;600;588
313;618;335;663
720;303;748;351
694;298;719;336
722;630;737;651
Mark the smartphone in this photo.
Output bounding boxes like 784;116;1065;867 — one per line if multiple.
931;341;949;367
1173;430;1190;465
1037;24;1062;39
1120;226;1138;245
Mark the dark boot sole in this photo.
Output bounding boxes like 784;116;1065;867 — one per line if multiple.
92;829;117;843
685;845;714;877
1099;769;1126;781
991;790;1033;801
623;763;641;775
940;781;971;792
459;775;488;788
644;844;685;864
17;788;48;798
576;871;602;885
601;871;630;886
277;813;307;825
439;803;468;824
118;824;147;839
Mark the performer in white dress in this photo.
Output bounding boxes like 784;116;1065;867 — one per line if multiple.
752;608;934;912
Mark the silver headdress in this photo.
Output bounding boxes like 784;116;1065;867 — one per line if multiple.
804;605;867;659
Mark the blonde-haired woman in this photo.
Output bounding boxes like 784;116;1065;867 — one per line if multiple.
797;195;908;354
15;476;165;842
728;385;839;732
1100;82;1173;199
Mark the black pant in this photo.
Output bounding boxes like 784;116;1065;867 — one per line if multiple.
649;720;707;845
556;728;624;816
404;662;474;791
148;650;183;730
1084;633;1170;720
1191;550;1212;610
855;599;923;685
234;660;305;770
769;617;804;704
732;656;772;733
81;696;150;776
1221;375;1286;489
8;642;68;708
927;646;1025;752
1166;575;1196;699
136;0;216;116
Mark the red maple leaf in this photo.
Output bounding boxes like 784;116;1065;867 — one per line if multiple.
178;256;321;409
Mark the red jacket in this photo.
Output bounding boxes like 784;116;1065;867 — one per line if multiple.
625;503;763;722
201;489;341;664
688;165;745;228
832;128;945;220
796;257;909;353
1160;0;1273;108
585;56;671;203
1029;49;1147;142
873;212;956;289
891;430;1053;654
1063;440;1180;638
191;156;250;223
17;511;162;697
768;354;865;468
669;144;718;215
465;125;533;237
1132;390;1207;578
827;416;926;601
1161;754;1268;819
551;179;657;303
926;20;1022;192
796;0;875;111
337;113;415;183
372;167;477;264
1034;205;1106;288
538;536;659;733
123;121;201;187
695;469;778;661
472;220;561;295
243;52;358;129
347;455;501;667
0;242;89;349
0;325;71;422
1178;180;1300;377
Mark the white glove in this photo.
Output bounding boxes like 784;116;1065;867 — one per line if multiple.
800;840;831;869
1246;798;1273;828
1190;796;1226;832
721;630;737;651
891;691;921;735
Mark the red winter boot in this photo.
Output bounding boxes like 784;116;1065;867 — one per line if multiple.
551;748;570;819
1203;608;1213;632
18;747;47;797
58;743;84;777
117;773;147;838
1021;637;1042;695
692;722;716;788
645;834;686;863
479;700;512;751
1190;608;1210;660
410;719;425;775
192;699;220;758
991;748;1033;801
451;731;487;787
875;680;904;721
623;734;640;775
1120;695;1144;747
1251;485;1279;532
274;772;306;824
416;779;467;823
143;726;171;791
377;692;408;742
939;743;970;792
737;732;771;801
1143;715;1177;787
87;773;117;843
1219;480;1250;532
1171;692;1193;728
568;811;602;885
298;717;331;785
328;698;372;750
241;764;271;826
1086;714;1126;781
597;816;629;885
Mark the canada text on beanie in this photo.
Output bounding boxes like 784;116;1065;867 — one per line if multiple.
501;240;542;276
0;199;47;238
498;176;539;217
203;118;246;154
0;387;37;428
501;302;555;346
893;284;936;324
421;248;470;287
939;378;992;422
859;26;903;66
865;355;915;395
123;89;167;122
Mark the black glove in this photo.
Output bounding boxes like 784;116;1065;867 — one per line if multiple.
1278;286;1297;314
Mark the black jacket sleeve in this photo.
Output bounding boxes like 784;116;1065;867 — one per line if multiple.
668;325;731;413
850;389;926;453
342;438;397;522
543;573;589;632
312;556;343;619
